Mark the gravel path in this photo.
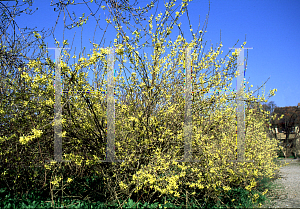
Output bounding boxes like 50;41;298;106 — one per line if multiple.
262;158;300;208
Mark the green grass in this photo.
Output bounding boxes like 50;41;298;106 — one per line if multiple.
0;174;275;209
0;187;269;209
0;158;284;208
277;156;296;159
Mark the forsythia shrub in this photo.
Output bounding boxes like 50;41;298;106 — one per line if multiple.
0;0;281;207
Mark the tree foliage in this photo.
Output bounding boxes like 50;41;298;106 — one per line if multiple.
271;106;300;132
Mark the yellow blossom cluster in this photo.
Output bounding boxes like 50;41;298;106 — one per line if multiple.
19;128;43;145
1;0;281;207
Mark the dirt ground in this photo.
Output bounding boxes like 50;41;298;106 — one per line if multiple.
261;158;300;208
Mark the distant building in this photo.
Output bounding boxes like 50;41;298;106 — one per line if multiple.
269;103;300;158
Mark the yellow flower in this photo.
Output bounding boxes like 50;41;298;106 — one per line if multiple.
245;185;252;191
174;192;180;198
19;128;43;145
67;178;73;183
119;181;128;190
33;31;41;39
78;57;86;62
223;186;231;192
262;189;268;195
63;40;69;46
32;128;43;138
21;72;31;82
115;47;124;55
62;131;67;138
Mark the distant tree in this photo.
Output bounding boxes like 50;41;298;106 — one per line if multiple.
271;105;300;158
260;101;278;132
272;106;300;133
262;101;277;120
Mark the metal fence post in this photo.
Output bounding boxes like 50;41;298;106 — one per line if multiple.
104;47;120;162
229;47;253;162
178;46;253;163
46;47;70;164
184;47;193;162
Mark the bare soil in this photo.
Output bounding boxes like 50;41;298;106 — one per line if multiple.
261;158;300;208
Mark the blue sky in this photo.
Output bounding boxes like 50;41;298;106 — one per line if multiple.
201;0;300;108
10;0;300;109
